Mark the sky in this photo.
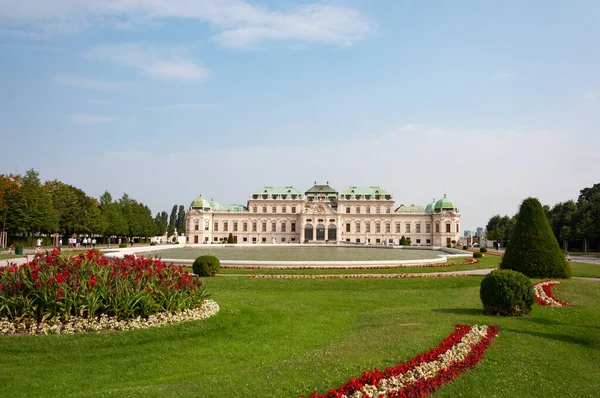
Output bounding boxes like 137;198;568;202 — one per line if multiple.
1;0;599;231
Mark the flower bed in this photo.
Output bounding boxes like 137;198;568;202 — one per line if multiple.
0;250;214;334
221;258;479;271
533;280;569;307
249;273;470;279
302;324;499;398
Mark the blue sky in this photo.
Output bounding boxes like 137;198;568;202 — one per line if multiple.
1;0;599;230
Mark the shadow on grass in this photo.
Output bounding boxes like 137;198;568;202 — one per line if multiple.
432;308;484;316
504;327;599;350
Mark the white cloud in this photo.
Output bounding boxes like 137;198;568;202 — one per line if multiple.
0;0;372;48
69;114;115;125
86;43;210;81
54;75;129;91
584;91;597;100
492;73;511;79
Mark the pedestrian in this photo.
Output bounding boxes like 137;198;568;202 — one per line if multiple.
92;238;96;248
58;239;63;252
130;237;134;247
36;238;42;253
8;244;13;254
118;237;122;245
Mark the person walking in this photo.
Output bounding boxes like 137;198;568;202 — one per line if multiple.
36;238;42;253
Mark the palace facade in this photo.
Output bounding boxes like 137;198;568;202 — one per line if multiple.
185;183;461;246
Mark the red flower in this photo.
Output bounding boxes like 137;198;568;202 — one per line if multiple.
89;275;97;287
57;288;64;301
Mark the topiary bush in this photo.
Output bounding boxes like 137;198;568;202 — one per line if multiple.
500;197;571;278
462;245;468;250
192;255;221;277
150;242;156;246
473;252;483;259
480;269;534;316
118;243;127;248
399;236;407;246
480;247;488;253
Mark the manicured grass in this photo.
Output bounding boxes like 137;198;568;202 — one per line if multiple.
0;254;23;260
570;261;600;278
0;274;598;397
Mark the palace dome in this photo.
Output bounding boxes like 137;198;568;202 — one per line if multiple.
425;199;437;213
434;194;456;211
190;196;211;210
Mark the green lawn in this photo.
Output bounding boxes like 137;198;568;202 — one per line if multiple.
0;254;23;260
0;273;598;397
570;261;600;278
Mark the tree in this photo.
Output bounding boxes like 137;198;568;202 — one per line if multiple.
101;193;128;239
399;236;407;246
485;214;516;248
168;205;178;236
154;211;168;236
227;232;234;244
176;205;186;235
500;197;570;278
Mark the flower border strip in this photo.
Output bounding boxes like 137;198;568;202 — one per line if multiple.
533;281;568;307
302;324;499;398
249;273;470;279
0;299;219;336
221;258;479;270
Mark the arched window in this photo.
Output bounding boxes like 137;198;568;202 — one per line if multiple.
316;224;326;241
305;224;314;241
328;224;337;241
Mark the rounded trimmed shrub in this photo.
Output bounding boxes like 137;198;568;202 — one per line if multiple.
480;247;488;253
480;269;534;316
118;243;127;248
473;252;483;259
150;242;157;246
462;245;468;250
500;197;570;278
192;255;221;277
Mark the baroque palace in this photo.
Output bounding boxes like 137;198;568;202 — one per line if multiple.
185;183;460;246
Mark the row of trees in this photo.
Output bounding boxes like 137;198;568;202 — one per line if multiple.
485;183;600;252
0;169;188;246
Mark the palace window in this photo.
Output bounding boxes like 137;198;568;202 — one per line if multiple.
427;239;431;244
366;207;371;214
346;223;351;233
446;223;451;233
456;223;460;233
291;222;296;232
243;222;248;232
365;222;371;233
436;223;440;233
346;207;350;213
233;222;238;232
426;224;431;233
386;207;391;214
356;206;361;214
356;222;361;233
376;206;381;214
262;237;266;242
416;239;421;244
281;237;286;242
214;222;219;231
416;224;421;233
375;222;381;233
395;223;400;233
252;222;257;232
205;220;209;231
253;206;257;213
262;222;267;232
291;206;296;213
262;206;267;213
194;224;199;231
272;222;276;232
272;206;276;213
282;206;286;213
281;222;286;232
385;223;390;233
405;223;411;233
224;222;228;231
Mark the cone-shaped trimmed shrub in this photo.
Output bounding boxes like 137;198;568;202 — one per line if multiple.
399;236;407;246
480;269;534;316
193;255;221;277
227;233;234;244
500;197;570;278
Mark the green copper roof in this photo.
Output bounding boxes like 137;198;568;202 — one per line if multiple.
434;194;456;211
341;186;392;199
395;204;425;213
252;186;301;196
209;200;223;211
425;199;437;213
222;204;248;211
305;183;338;195
190;196;211;209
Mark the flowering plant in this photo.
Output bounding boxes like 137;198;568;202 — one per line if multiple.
533;280;568;306
302;324;499;398
0;250;206;325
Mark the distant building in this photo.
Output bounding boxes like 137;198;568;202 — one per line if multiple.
185;182;461;246
475;227;484;238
